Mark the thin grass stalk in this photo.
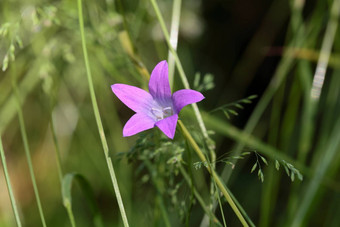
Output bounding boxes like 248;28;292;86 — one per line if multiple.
144;159;171;227
149;1;218;217
65;206;77;227
11;68;47;227
167;0;181;89
290;56;340;227
299;0;340;163
178;120;249;227
77;0;129;226
0;137;22;227
218;39;304;185
259;79;286;227
178;165;222;226
287;0;340;223
201;112;306;172
290;117;340;226
48;102;64;184
213;180;227;227
149;0;211;143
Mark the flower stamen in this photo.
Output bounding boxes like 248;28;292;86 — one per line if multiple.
151;106;173;120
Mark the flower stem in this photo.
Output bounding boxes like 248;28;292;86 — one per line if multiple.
11;68;47;227
178;120;249;227
167;0;182;89
48;101;64;184
77;0;129;226
149;0;210;141
65;204;77;227
0;137;22;227
149;0;217;212
178;165;222;226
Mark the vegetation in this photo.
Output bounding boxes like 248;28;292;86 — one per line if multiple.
0;0;339;226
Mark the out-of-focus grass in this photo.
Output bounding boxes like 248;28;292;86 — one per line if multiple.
0;0;340;226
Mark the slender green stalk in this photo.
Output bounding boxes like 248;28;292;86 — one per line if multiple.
65;205;77;227
167;0;182;89
310;0;340;101
144;159;171;227
260;79;286;227
77;1;129;226
178;120;249;227
0;137;22;227
149;0;210;142
11;69;47;227
150;1;218;217
48;102;77;226
291;118;340;226
49;103;64;184
178;165;222;226
299;0;340;163
213;180;227;227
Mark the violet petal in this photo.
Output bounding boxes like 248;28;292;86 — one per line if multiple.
112;84;154;113
123;113;156;137
155;114;178;139
148;60;172;102
172;89;205;114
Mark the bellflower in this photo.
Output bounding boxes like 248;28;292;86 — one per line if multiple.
111;60;204;139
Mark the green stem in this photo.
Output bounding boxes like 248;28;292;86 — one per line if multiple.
178;120;249;227
0;137;22;227
167;0;182;89
49;102;64;184
149;0;210;142
77;1;129;226
11;69;47;227
150;1;218;215
213;179;227;227
178;165;222;226
65;205;77;227
144;159;171;227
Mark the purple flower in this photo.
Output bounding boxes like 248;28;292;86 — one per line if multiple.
111;60;204;139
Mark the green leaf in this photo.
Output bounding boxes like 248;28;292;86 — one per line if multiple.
275;160;280;170
2;55;9;71
62;173;104;227
223;110;230;119
235;104;244;109
241;151;251;156
228;109;239;116
261;156;268;165
291;173;295;182
260;172;264;182
15;36;23;48
284;165;290;176
297;172;303;181
193;162;202;169
258;169;262;177
242;99;252;104
251;163;257;173
248;95;258;100
9;44;15;61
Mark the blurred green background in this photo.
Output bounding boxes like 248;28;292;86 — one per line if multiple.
1;0;340;226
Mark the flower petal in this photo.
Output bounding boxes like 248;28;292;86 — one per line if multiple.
123;113;156;137
112;84;154;113
148;60;172;102
155;114;178;139
172;89;205;114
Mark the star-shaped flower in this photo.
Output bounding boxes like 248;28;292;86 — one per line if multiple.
111;60;204;139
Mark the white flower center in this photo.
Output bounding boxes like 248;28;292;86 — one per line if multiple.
151;106;173;120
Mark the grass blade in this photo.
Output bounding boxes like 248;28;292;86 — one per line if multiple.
62;173;104;227
0;137;22;227
77;0;129;226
